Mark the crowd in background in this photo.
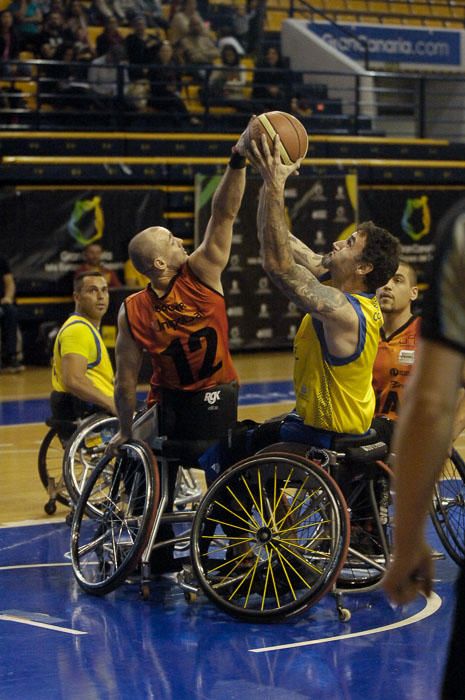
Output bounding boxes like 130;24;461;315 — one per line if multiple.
0;0;322;126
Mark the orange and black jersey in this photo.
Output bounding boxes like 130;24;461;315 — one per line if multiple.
373;315;421;420
124;262;238;403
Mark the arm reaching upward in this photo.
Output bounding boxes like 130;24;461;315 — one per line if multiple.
189;131;248;291
253;134;354;324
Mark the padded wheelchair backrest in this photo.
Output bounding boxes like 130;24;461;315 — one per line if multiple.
159;382;239;441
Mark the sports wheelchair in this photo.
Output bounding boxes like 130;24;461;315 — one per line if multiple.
70;418;395;622
430;447;465;565
39;404;202;519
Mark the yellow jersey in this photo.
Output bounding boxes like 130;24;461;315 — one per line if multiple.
52;313;114;397
293;293;383;434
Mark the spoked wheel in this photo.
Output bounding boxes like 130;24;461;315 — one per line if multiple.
38;427;70;509
63;413;118;514
70;440;160;596
191;451;349;622
336;460;393;590
431;448;465;565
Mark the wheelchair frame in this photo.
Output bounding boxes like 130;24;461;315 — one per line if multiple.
39;404;202;518
70;428;396;622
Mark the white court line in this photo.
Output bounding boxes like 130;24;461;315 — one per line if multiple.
0;614;86;636
249;591;442;653
0;562;87;635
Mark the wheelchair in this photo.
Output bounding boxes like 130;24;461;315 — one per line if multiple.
70;422;393;623
430;447;465;565
40;404;202;519
38;413;110;516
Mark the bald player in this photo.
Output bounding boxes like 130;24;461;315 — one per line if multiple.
109;136;248;573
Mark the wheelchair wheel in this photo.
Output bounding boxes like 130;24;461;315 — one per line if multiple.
70;440;160;596
38;427;70;508
191;451;349;622
63;413;118;514
431;448;465;565
336;461;393;590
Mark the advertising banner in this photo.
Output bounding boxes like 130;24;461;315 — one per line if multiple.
359;185;465;290
0;187;166;296
196;174;358;350
309;21;462;70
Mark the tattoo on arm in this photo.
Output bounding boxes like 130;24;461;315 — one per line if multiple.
289;234;327;275
268;264;349;315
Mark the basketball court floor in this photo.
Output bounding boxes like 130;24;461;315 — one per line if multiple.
0;355;461;700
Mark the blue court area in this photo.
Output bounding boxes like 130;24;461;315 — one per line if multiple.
0;382;459;699
0;520;456;700
0;381;296;426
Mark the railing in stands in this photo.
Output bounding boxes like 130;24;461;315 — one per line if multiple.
2;59;465;140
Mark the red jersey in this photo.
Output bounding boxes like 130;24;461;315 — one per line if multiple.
372;315;421;420
124;262;238;403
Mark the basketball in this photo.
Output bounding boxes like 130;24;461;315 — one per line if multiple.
245;111;308;164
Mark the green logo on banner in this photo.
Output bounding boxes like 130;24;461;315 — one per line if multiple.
401;195;431;241
67;196;105;246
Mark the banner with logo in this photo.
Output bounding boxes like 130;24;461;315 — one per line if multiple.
359;185;465;289
0;187;166;295
196;174;357;350
309;21;463;70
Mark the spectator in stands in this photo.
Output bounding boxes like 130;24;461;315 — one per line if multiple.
64;0;95;62
125;13;160;79
50;271;116;422
230;2;255;53
149;38;200;126
0;255;24;373
88;43;129;106
136;0;169;31
252;45;290;113
205;43;254;115
95;15;125;57
74;242;122;287
65;0;89;38
178;15;219;79
169;0;204;47
124;77;151;124
0;10;21;76
89;0;122;25
245;0;265;56
123;257;149;288
37;9;74;59
9;0;43;52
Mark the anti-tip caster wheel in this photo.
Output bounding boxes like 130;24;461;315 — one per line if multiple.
338;607;351;622
44;500;57;515
184;591;197;603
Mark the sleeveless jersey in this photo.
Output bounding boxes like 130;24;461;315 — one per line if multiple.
373;315;421;420
124;262;238;402
52;313;114;396
293;292;383;434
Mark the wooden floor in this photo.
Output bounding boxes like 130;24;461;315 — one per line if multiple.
0;352;295;525
1;350;464;526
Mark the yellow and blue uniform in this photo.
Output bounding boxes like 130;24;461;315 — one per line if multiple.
52;313;114;398
286;292;383;444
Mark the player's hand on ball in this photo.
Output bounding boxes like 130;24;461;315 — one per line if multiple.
249;133;302;185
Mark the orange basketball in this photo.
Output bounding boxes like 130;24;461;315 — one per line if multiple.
245;111;308;164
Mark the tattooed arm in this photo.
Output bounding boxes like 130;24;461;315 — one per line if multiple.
252;134;358;355
257;181;351;319
288;233;329;278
